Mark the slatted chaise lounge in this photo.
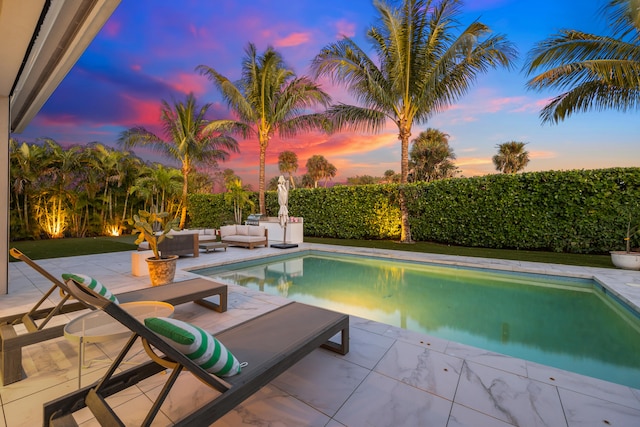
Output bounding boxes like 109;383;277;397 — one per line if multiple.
0;248;227;385
43;277;349;426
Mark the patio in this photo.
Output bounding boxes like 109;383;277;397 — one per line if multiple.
2;243;640;426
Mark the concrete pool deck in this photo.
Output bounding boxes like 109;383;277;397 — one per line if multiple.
1;243;640;426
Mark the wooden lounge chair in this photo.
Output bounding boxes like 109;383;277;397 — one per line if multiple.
43;277;349;426
1;248;227;385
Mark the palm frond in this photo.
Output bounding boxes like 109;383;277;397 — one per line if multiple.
324;104;387;133
539;80;640;123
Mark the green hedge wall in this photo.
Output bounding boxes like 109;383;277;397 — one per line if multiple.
188;167;640;254
278;185;402;239
408;168;640;253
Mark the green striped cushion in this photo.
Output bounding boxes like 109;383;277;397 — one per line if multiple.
62;273;119;304
144;317;243;377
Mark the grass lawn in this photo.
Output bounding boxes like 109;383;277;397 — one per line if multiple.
9;235;138;261
9;235;615;269
304;237;615;269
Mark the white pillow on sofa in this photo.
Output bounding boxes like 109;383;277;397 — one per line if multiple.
236;225;249;235
219;225;236;238
249;226;264;236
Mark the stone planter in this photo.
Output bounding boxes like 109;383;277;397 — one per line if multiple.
145;255;179;286
610;251;640;271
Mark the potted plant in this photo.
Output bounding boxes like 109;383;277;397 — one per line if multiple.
129;208;180;285
610;210;640;270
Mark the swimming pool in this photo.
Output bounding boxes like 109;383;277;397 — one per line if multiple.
194;251;640;389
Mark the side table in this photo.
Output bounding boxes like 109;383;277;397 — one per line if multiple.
64;301;174;388
199;242;229;253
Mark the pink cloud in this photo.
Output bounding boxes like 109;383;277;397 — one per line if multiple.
334;19;356;38
529;150;556;159
102;20;121;38
167;72;208;96
274;32;312;47
485;96;527;113
120;95;162;128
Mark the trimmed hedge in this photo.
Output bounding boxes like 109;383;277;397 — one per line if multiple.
188;167;640;254
409;168;640;253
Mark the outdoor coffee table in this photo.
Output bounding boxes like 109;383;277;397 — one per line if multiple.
199;242;228;253
64;301;174;388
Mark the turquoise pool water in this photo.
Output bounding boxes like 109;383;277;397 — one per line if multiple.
194;251;640;389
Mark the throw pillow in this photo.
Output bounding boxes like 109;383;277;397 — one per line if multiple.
145;317;244;377
61;273;119;304
219;225;236;238
236;225;249;236
248;226;264;236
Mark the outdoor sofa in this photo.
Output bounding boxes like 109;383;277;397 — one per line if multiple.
137;229;218;257
219;224;268;249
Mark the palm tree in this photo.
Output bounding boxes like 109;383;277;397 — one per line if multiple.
118;93;239;228
306;155;337;188
409;128;458;182
311;0;516;242
197;43;332;215
492;141;530;174
278;151;299;189
524;0;640;123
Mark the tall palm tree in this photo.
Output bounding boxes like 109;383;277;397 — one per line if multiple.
118;93;239;228
492;141;530;174
197;43;332;215
409;128;458;182
524;0;640;123
311;0;516;242
278;150;299;189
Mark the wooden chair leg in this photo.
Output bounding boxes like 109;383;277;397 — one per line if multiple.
0;324;23;385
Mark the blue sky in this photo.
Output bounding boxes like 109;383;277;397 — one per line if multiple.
14;0;640;189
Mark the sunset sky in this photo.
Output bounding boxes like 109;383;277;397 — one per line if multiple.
14;0;640;189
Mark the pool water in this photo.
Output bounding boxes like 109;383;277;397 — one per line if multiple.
194;251;640;389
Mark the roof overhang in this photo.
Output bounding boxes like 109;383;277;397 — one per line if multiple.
0;0;121;133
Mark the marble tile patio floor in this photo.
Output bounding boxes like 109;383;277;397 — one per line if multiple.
1;243;640;426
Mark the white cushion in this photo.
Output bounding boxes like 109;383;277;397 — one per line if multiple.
222;235;265;243
144;317;243;377
219;225;236;238
235;225;249;235
249;226;264;236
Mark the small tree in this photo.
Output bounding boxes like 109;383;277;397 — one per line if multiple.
492;141;530;174
409;128;458;182
224;178;255;224
306;155;337;188
278;151;299;189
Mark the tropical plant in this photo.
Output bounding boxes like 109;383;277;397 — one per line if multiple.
130;164;183;213
524;0;640;123
409;128;458;182
128;207;180;260
278;151;299;189
118;93;239;228
306;155;337;188
492;141;530;174
197;43;332;215
311;0;516;242
224;178;255;224
9;139;45;235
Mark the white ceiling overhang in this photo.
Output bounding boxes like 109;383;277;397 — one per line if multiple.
0;0;121;133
